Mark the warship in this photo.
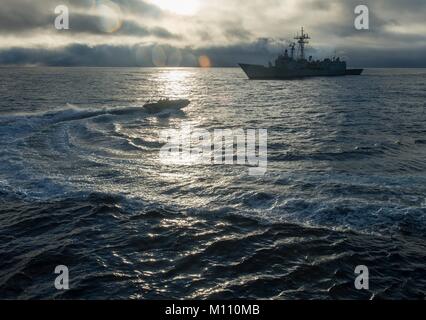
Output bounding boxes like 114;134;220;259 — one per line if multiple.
239;27;363;79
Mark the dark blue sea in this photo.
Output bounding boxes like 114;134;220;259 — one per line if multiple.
0;67;425;299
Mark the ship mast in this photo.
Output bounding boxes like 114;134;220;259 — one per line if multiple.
294;27;310;60
289;43;296;59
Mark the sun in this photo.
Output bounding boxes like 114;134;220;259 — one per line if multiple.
151;0;200;15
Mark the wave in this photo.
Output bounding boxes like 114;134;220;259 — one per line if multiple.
0;188;424;299
0;102;186;142
0;104;147;140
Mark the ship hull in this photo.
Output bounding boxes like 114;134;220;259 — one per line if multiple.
239;63;363;79
345;69;363;75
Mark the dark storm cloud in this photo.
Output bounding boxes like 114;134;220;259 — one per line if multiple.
0;0;51;32
0;40;284;67
66;13;179;39
0;0;167;36
1;39;425;67
223;26;253;41
339;46;426;68
284;0;426;42
0;44;192;67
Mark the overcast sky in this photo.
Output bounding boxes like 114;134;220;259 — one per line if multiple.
0;0;425;67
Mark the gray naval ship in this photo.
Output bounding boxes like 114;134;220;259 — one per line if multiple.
239;27;363;79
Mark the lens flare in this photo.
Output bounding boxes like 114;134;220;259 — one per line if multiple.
198;55;211;68
152;45;167;67
95;0;123;33
167;48;183;67
151;46;183;67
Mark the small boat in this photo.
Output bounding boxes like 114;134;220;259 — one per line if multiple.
144;98;190;113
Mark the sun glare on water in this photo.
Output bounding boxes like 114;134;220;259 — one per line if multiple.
151;0;200;15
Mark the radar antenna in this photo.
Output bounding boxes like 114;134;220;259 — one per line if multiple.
294;27;310;60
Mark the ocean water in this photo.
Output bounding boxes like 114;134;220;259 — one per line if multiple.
0;67;425;299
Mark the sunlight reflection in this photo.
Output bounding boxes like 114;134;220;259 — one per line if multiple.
155;69;195;98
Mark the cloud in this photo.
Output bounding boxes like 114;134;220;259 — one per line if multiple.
1;40;425;68
68;13;180;39
0;0;425;66
0;0;170;37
